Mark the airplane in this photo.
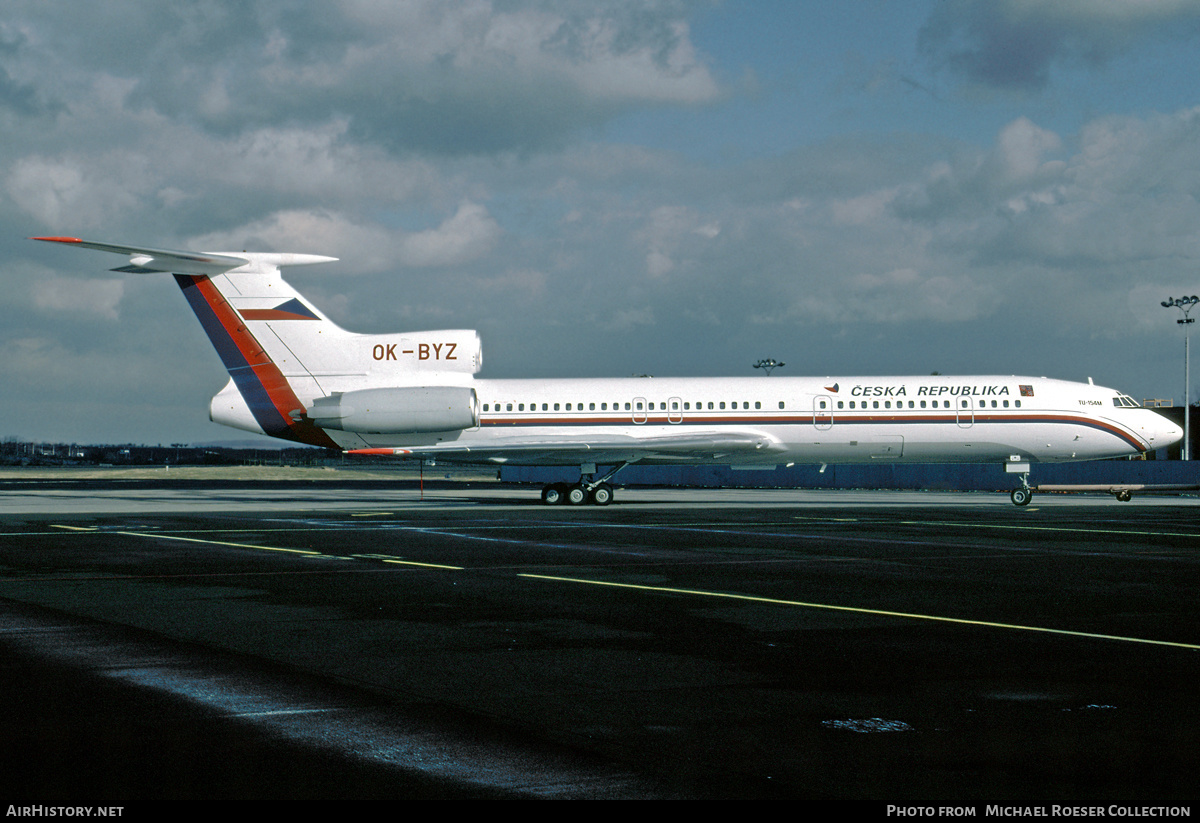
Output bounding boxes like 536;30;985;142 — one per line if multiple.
34;236;1183;507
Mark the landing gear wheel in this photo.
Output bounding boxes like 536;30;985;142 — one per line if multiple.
1010;487;1032;507
589;484;614;506
541;483;569;505
1115;490;1133;502
566;484;589;505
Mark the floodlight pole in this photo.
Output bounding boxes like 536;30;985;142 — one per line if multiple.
1162;296;1199;460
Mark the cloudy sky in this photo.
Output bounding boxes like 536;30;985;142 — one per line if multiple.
7;0;1200;444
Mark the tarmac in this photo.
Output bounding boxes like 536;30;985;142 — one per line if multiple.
1;469;1198;805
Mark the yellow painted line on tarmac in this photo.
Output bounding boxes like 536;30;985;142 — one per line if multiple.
49;524;97;531
519;573;1200;651
115;531;323;557
351;554;462;570
379;559;462;570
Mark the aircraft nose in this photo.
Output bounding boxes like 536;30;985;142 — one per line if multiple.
1151;412;1184;448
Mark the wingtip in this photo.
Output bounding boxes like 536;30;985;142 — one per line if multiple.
31;236;83;244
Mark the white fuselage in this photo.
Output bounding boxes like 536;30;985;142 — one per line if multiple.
323;374;1178;467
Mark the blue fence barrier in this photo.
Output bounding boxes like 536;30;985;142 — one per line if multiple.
501;460;1200;491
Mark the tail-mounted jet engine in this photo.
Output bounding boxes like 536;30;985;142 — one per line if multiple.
307;386;479;433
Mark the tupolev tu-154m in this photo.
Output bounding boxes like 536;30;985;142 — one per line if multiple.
34;237;1182;506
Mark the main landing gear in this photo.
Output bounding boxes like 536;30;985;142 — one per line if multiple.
540;463;627;506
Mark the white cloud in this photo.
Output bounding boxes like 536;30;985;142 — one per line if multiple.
7;157;86;227
189;210;385;263
31;277;125;320
995;117;1062;181
399;200;502;267
637;205;720;278
188;200;501;271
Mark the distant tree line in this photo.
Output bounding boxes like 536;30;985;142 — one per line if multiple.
0;438;342;467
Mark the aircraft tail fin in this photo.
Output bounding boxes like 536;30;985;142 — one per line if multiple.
33;238;348;446
34;237;483;447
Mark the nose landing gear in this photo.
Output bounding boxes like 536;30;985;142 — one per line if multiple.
1010;486;1032;506
1010;469;1032;506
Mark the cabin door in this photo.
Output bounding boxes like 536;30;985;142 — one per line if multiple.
632;397;648;424
956;398;974;428
813;395;833;430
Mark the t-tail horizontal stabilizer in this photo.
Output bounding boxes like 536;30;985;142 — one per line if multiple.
31;236;337;275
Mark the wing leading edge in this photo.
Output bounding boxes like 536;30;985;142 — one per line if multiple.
348;429;786;465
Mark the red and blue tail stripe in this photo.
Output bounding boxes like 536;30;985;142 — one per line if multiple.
174;275;339;448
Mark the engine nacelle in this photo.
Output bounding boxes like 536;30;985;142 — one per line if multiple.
307;386;478;434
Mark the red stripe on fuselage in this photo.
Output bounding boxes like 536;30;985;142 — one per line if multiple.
478;411;1149;451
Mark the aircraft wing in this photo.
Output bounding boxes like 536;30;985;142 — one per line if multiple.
348;429;786;465
33;237;249;276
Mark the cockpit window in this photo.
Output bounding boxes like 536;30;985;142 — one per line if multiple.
1112;395;1140;408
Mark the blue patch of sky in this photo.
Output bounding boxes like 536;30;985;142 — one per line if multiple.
599;2;1200;165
